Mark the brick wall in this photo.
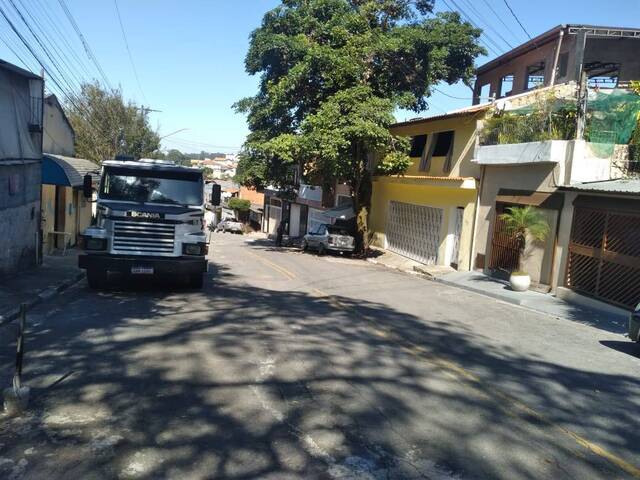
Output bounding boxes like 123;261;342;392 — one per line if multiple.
239;187;264;206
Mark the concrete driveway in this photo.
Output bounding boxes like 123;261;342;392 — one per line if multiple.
1;232;639;479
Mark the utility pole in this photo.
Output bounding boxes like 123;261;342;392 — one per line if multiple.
576;71;588;141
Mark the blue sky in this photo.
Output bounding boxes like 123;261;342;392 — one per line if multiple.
1;0;639;154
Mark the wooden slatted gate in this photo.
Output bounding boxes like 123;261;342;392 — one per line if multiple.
489;204;521;273
566;206;640;309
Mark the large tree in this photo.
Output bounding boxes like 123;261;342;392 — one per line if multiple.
66;82;161;163
236;0;484;250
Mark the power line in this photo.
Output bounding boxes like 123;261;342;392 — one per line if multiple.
501;0;531;39
458;0;514;49
434;87;494;102
57;0;113;90
441;0;503;57
479;0;524;44
0;3;109;147
0;24;35;70
30;0;95;80
113;0;147;103
6;0;81;95
13;0;85;89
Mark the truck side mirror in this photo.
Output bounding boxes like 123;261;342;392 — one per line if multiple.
211;184;221;206
83;174;93;199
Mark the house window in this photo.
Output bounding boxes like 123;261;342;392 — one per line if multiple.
525;62;545;90
270;197;281;207
557;52;569;79
422;131;455;172
499;74;514;98
409;134;427;157
586;62;620;88
477;83;491;102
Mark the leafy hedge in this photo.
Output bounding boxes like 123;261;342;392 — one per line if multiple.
228;198;251;211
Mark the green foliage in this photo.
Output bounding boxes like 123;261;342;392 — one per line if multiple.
236;0;484;250
165;149;187;165
228;197;251;211
481;95;577;145
499;206;549;272
375;150;412;175
66;82;160;163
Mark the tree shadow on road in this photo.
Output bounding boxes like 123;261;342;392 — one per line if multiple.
0;262;639;479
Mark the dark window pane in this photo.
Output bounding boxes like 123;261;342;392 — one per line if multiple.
558;53;569;78
525;62;545;90
500;74;514;98
432;131;454;156
409;134;428;157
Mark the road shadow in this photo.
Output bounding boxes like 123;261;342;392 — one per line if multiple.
0;260;639;479
600;340;640;359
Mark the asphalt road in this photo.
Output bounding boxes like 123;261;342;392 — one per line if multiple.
1;232;640;479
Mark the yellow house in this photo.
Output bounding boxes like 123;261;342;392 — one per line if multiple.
369;104;489;270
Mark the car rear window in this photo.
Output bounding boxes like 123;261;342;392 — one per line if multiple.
327;227;350;235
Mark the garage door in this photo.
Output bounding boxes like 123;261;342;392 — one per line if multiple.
385;201;443;265
566;205;640;309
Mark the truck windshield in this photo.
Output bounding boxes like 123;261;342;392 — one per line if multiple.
100;167;203;206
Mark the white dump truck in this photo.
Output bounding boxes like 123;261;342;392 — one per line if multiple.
78;159;220;289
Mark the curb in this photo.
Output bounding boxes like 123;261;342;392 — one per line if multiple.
0;271;85;327
434;277;525;307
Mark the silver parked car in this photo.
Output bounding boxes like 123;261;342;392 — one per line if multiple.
302;224;355;255
215;218;243;234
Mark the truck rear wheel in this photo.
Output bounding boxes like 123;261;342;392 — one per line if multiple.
87;268;108;289
187;273;204;289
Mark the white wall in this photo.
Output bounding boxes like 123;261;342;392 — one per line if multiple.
43;96;74;156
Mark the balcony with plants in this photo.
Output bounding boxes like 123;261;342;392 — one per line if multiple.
474;83;640;183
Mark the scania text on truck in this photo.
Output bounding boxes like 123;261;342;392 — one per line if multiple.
78;159;220;289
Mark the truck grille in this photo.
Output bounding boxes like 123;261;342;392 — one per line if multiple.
113;220;175;254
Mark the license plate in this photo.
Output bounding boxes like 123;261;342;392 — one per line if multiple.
131;266;154;275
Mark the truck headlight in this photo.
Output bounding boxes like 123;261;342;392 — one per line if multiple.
183;243;206;255
84;237;107;251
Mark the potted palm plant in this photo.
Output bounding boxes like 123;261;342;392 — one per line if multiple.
499;206;550;292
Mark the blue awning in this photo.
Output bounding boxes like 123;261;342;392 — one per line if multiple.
42;154;99;187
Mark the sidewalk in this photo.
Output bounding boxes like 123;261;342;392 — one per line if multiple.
0;250;85;325
366;247;628;334
437;270;629;334
366;247;455;278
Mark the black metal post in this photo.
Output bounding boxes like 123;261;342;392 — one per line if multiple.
14;303;27;389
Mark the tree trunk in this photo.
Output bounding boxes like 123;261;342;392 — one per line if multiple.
353;171;372;255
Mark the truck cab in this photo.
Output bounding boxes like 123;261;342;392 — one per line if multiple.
79;159;214;289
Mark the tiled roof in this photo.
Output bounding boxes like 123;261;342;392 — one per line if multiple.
391;103;490;128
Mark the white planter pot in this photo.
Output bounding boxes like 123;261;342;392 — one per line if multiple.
509;273;531;292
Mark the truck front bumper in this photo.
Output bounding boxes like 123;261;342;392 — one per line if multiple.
79;254;207;275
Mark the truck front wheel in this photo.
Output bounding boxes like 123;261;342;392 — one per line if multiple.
87;268;108;289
